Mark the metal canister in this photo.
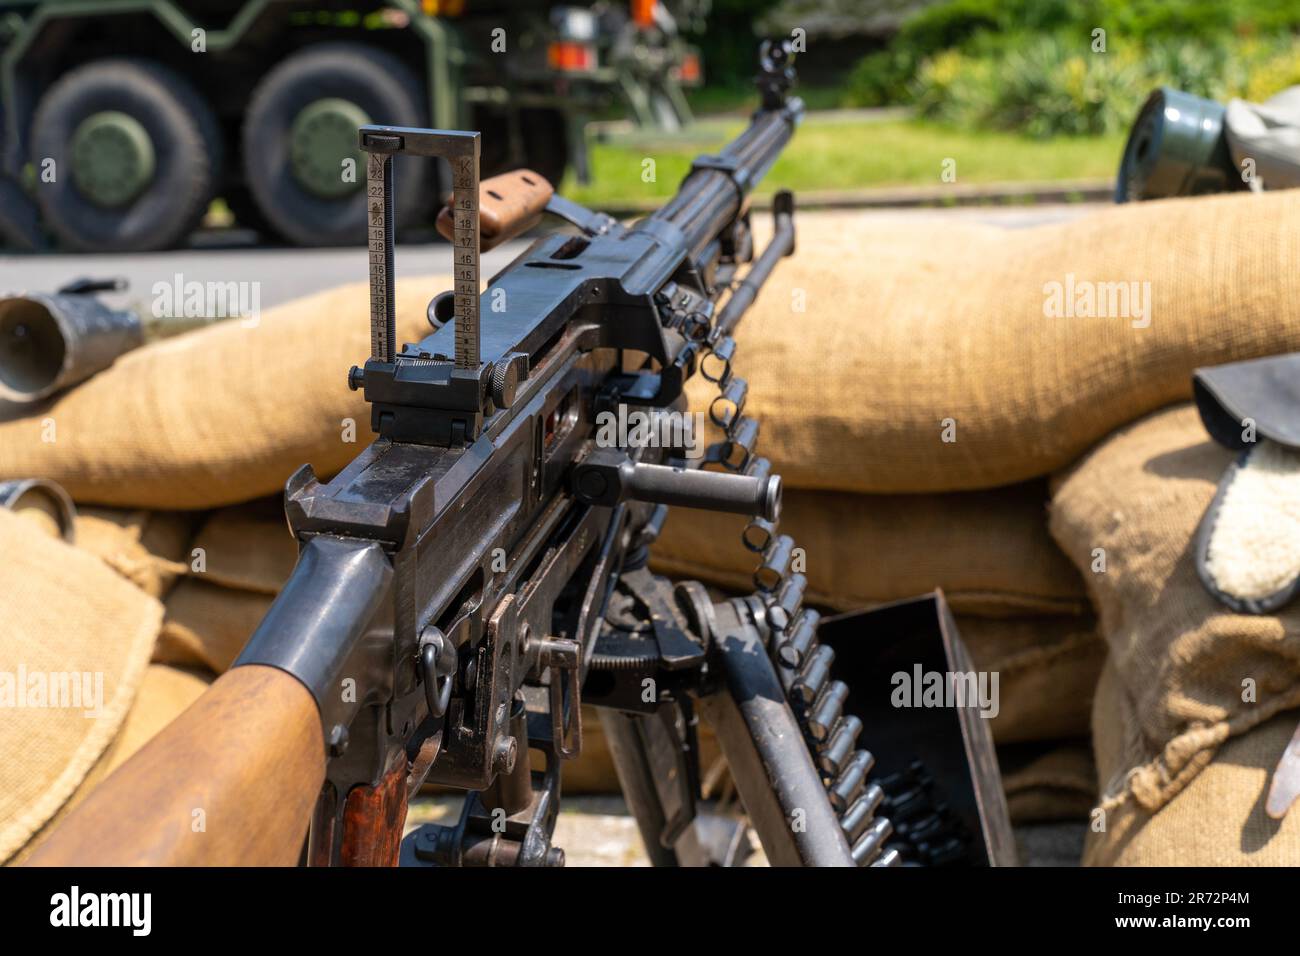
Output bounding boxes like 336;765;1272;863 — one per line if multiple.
0;478;76;542
0;280;142;404
1116;87;1246;202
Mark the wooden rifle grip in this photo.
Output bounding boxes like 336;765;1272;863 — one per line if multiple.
338;755;410;867
436;168;554;251
26;665;325;867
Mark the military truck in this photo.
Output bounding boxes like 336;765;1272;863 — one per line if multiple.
0;0;703;251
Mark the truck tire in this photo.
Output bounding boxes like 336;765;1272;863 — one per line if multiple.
30;59;222;252
241;44;431;247
0;175;46;251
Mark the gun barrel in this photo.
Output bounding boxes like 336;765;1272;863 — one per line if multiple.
647;97;804;261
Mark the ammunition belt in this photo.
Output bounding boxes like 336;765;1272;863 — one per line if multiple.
695;324;967;867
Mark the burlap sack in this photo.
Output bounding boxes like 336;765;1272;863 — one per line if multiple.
687;190;1300;494
1086;660;1300;865
156;580;276;674
73;507;197;599
1001;741;1096;824
959;616;1103;745
6;496;65;539
188;497;296;595
152;499;296;670
165;496;1099;745
1050;404;1300;824
0;508;162;863
9;192;1298;509
10;663;214;864
0;275;449;509
651;481;1088;617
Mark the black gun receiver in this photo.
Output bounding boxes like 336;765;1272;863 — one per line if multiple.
230;38;1014;869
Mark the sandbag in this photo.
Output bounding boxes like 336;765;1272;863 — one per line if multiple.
1086;660;1300;865
1050;403;1300;816
187;497;295;595
7;192;1299;510
686;190;1300;494
0;276;449;509
651;481;1088;618
152;499;295;671
157;579;276;674
11;663;214;865
1000;741;1096;824
73;507;197;599
959;616;1103;745
162;495;1100;746
0;508;162;863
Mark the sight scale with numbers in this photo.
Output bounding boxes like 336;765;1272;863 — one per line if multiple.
361;127;482;373
451;153;480;369
366;151;396;364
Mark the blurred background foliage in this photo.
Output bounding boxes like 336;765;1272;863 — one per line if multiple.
573;0;1300;203
839;0;1300;136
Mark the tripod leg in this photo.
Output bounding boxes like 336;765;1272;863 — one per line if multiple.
600;705;734;866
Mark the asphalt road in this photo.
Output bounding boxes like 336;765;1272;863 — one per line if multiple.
0;230;534;314
0;204;1101;313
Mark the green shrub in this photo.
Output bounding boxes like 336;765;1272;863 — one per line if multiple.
1232;39;1300;101
845;48;920;106
895;0;1007;52
911;34;1147;137
852;0;1300;136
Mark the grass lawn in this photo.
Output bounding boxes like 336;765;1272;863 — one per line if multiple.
684;83;849;115
561;115;1127;208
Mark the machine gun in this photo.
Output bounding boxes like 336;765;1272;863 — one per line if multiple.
30;40;1013;869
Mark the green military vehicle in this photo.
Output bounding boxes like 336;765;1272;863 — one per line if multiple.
0;0;703;251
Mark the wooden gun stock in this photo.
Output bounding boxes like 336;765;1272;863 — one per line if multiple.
436;168;554;251
27;665;324;867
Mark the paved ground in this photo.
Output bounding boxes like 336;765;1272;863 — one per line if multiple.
0;230;534;314
0;204;1103;313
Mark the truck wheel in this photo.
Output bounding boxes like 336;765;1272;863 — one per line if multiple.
30;59;222;252
521;109;569;189
242;44;431;247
